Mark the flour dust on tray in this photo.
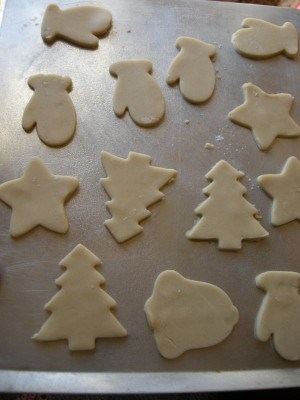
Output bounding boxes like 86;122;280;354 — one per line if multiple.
41;4;112;49
186;160;268;250
145;270;239;359
0;158;78;237
167;36;216;103
255;271;300;361
22;74;76;147
33;244;127;351
258;156;300;226
101;151;176;243
232;18;298;59
109;60;165;127
228;83;300;151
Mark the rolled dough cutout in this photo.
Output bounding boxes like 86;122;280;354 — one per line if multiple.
100;151;176;243
109;60;165;127
22;74;77;147
228;83;300;151
33;244;127;351
166;36;216;103
186;160;268;250
258;156;300;226
255;271;300;361
0;157;78;237
145;270;239;359
232;18;298;59
41;4;112;49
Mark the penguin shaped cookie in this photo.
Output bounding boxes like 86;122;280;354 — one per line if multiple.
41;4;112;49
167;37;217;103
232;18;298;59
22;74;76;147
109;60;165;127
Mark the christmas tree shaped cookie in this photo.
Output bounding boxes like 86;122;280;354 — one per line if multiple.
255;271;300;361
166;36;216;103
101;151;176;243
22;74;76;147
229;83;300;151
41;4;112;49
145;270;239;359
0;158;78;237
186;160;268;250
33;244;127;351
258;156;300;226
232;18;298;59
109;60;165;127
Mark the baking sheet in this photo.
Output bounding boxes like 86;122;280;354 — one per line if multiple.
0;0;299;392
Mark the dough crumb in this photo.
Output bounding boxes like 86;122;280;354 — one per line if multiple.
204;143;214;150
185;119;190;124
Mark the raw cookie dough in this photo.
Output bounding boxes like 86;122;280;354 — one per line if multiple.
109;60;165;127
22;74;76;147
186;160;268;250
258;156;300;226
228;83;300;151
166;36;216;103
255;271;300;361
41;4;112;49
145;270;239;359
0;157;78;237
101;151;176;243
232;18;298;59
33;244;127;351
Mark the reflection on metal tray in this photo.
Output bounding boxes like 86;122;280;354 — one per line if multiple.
0;0;299;393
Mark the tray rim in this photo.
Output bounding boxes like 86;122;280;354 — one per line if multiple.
0;368;300;393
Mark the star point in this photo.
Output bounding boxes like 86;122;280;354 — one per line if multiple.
0;157;78;237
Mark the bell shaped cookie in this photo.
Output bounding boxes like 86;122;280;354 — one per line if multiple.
109;60;165;127
167;36;216;103
255;271;300;361
22;74;76;147
41;4;112;49
145;270;239;359
232;18;298;59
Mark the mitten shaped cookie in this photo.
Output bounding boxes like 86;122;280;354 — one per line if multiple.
232;18;298;59
167;37;216;103
41;4;112;49
22;74;76;147
109;60;165;127
255;271;300;361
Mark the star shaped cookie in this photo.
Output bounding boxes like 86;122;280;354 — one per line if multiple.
0;158;79;237
228;83;300;151
257;156;300;226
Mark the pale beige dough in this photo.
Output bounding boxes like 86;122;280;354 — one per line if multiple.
255;271;300;361
109;60;165;127
33;244;127;351
167;36;216;103
258;156;300;226
41;4;112;49
22;74;76;147
228;83;300;151
101;151;176;243
186;160;268;250
0;157;78;237
145;270;239;359
232;18;298;59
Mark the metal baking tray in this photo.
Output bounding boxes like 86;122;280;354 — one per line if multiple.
0;0;299;393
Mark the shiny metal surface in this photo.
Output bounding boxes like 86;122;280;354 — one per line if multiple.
0;0;299;393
